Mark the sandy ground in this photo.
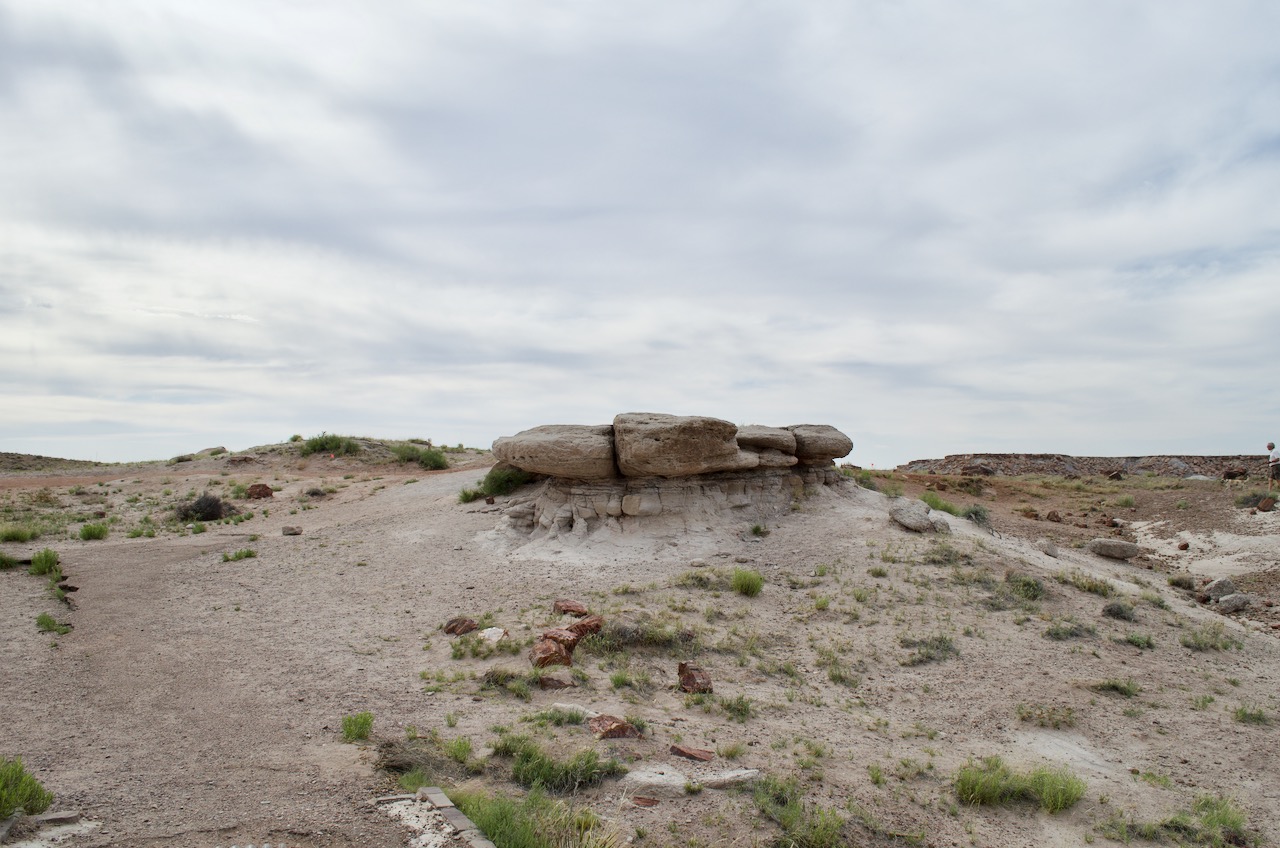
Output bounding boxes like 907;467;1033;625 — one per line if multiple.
3;450;1280;847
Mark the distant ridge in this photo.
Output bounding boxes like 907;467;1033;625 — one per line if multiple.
0;452;113;473
895;453;1266;478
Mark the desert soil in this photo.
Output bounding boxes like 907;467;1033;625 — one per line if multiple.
3;447;1279;848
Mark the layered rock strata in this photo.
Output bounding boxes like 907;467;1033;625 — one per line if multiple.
491;413;852;539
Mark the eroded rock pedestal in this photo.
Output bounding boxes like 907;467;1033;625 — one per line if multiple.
491;412;852;540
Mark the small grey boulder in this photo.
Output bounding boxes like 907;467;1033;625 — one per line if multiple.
1087;539;1140;560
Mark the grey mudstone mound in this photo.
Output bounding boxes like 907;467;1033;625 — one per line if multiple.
890;499;935;532
787;424;853;464
1087;539;1140;560
1216;593;1255;614
492;424;618;480
701;768;762;789
613;413;758;477
736;425;797;453
1203;577;1237;600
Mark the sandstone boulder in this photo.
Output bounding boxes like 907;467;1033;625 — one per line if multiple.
613;413;757;477
1217;593;1255;614
890;499;934;532
1087;539;1140;560
736;425;797;454
1203;577;1237;600
786;425;853;464
492;424;617;480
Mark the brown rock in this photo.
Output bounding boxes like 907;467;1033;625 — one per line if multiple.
671;744;715;762
1259;497;1276;512
1107;470;1125;481
538;675;576;690
491;425;618;480
541;628;582;651
444;617;478;636
553;599;590;617
1178;541;1190;551
1222;467;1249;480
588;714;640;739
678;662;713;694
530;639;572;668
631;797;660;808
1046;510;1062;523
567;614;604;638
282;525;302;536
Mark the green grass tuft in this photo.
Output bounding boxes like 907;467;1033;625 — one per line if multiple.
35;612;71;635
732;568;764;597
342;711;374;742
79;522;109;541
300;432;361;457
0;756;55;819
954;756;1084;814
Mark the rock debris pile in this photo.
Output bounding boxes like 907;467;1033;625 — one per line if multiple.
490;413;852;539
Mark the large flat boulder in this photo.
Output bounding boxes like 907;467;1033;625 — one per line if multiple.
736;425;797;454
492;424;617;480
613;413;758;477
1087;539;1140;560
786;425;853;463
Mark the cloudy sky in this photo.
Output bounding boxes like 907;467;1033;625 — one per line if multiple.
2;2;1278;468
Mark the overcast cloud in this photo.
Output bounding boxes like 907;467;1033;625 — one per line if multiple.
2;1;1278;467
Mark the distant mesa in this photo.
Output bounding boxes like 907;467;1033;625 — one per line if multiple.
489;413;853;539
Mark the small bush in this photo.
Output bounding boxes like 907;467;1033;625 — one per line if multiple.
719;694;755;722
1093;677;1141;697
300;432;361;457
28;548;60;576
1123;633;1155;650
954;756;1084;814
492;735;625;793
1234;704;1268;725
36;612;71;635
961;504;990;525
451;787;620;848
1004;573;1044;601
1167;574;1196;590
392;443;449;470
342;711;374;742
457;488;483;504
175;492;230;522
900;634;957;665
1055;569;1114;597
1181;622;1242;652
1102;600;1136;621
1234;491;1268;508
0;756;54;819
920;491;960;515
0;552;16;570
752;775;846;848
732;568;764;597
288;434;303;442
1114;494;1135;508
222;549;257;562
1043;617;1095;641
79;523;109;541
480;466;532;496
0;525;38;543
1015;703;1076;729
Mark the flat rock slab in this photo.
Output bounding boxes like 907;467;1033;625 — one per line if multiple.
613;413;757;477
1087;539;1140;560
890;499;934;532
492;424;618;480
619;768;691;799
702;768;762;789
786;425;853;463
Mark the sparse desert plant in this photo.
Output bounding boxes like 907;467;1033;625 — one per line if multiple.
479;466;533;496
342;711;374;742
1122;633;1155;650
450;786;621;848
719;694;755;722
1167;573;1196;590
175;492;231;522
79;522;109;540
920;491;959;515
953;756;1084;814
1015;703;1076;728
1004;572;1044;601
222;549;257;562
289;434;303;442
868;566;888;578
718;742;746;760
444;736;474;763
393;443;449;470
1181;621;1242;652
0;552;16;570
1233;704;1268;725
1043;617;1095;641
28;548;60;577
457;488;483;504
1113;494;1135;508
1234;491;1268;508
0;756;54;819
750;523;769;537
961;503;990;525
732;568;764;597
492;734;625;793
752;775;846;848
1102;600;1136;621
1099;794;1255;847
0;524;39;543
1093;677;1141;698
899;634;957;666
36;612;71;635
1055;569;1114;597
300;432;361;457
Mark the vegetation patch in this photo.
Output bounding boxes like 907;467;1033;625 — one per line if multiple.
300;433;361;457
1055;569;1114;597
1181;622;1242;652
899;634;957;666
36;612;71;635
450;787;619;848
79;522;109;540
0;756;54;819
1015;703;1076;728
732;568;765;597
1098;795;1257;847
342;711;374;742
175;493;232;522
752;775;846;848
490;733;625;793
953;756;1085;814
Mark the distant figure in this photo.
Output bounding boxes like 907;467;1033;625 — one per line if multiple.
1270;442;1280;492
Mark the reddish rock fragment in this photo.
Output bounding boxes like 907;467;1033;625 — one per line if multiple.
1045;511;1062;523
588;714;640;739
678;662;713;694
444;617;478;636
541;628;582;651
631;797;660;808
553;599;590;617
1259;497;1276;513
670;744;715;762
531;638;572;668
1178;541;1190;551
247;483;274;499
567;614;604;638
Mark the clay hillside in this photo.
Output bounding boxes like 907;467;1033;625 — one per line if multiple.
2;415;1279;848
